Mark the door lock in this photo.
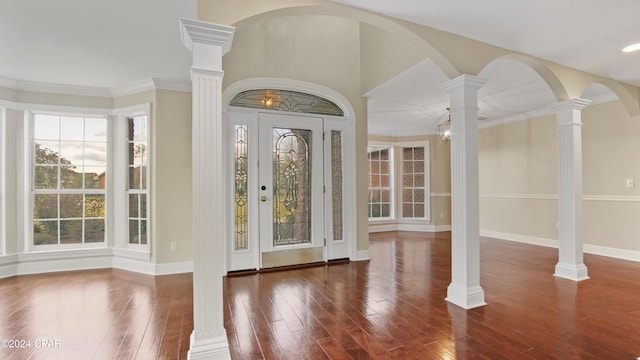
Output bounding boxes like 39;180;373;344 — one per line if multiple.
261;196;268;202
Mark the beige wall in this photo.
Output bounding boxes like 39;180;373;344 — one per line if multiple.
479;100;640;252
153;90;193;263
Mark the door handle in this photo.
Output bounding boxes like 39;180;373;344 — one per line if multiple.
261;196;268;202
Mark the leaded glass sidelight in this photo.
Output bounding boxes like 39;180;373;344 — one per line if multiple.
234;125;249;251
229;89;344;117
367;146;391;218
272;128;312;246
331;130;343;240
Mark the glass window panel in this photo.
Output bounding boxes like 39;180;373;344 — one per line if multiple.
34;115;60;140
33;220;58;245
60;220;82;244
131;142;148;165
84;219;105;243
34;141;60;164
415;174;425;187
381;204;391;217
403;203;413;217
402;174;413;187
84;117;107;142
140;194;147;218
403;189;412;202
128;194;139;218
129;166;141;189
140;166;148;189
415;204;425;218
84;195;105;218
380;161;389;174
59;116;84;141
414;147;424;160
379;149;389;160
60;194;83;218
59;141;84;166
60;166;83;189
132;116;148;141
403;147;413;160
139;220;147;245
84;166;106;189
84;143;107;165
34;194;58;219
229;89;344;116
129;220;139;244
34;165;58;189
381;190;391;202
380;174;389;187
234;124;249;251
415;189;425;202
415;160;424;173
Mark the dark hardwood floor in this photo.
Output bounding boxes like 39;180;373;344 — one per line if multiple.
2;232;640;359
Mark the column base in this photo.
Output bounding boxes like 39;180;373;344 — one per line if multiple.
445;284;487;310
554;262;589;281
188;331;231;360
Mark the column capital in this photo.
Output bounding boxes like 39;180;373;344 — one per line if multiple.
440;74;487;94
551;98;591;112
180;18;235;54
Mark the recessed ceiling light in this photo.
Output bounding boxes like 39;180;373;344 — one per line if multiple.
622;43;640;53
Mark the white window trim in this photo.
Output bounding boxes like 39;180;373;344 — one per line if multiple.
0;107;5;256
367;140;431;227
397;140;431;222
113;103;151;254
367;142;394;221
27;110;110;252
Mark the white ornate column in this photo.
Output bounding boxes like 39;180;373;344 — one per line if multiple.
441;75;486;310
180;18;235;360
553;98;590;281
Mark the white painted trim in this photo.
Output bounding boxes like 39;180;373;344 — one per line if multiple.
0;108;5;256
480;230;640;263
355;250;371;261
110;79;155;97
155;261;193;275
0;76;112;98
430;192;451;197
368;221;450;233
0;255;17;279
16;249;113;275
112;255;155;275
481;193;640;202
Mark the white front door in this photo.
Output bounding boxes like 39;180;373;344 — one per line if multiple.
227;111;352;272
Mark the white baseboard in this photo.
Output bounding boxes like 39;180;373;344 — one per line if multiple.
481;230;640;263
0;255;18;279
369;222;451;233
155;261;193;275
354;250;371;261
0;249;194;279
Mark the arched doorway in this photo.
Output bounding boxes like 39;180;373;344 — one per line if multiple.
223;83;356;272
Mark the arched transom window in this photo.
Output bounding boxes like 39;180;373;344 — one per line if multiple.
229;89;344;116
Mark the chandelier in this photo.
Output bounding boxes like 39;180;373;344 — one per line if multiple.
437;107;451;142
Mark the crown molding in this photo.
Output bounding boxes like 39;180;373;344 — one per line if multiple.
0;76;112;98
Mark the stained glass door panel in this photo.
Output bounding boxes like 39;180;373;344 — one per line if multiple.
258;113;324;268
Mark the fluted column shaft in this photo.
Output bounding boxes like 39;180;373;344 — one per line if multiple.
441;75;486;310
181;19;235;360
553;98;590;281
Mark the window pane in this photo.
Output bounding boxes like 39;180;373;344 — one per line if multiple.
60;194;83;218
85;195;105;218
60;116;84;141
34;165;58;189
60;166;82;189
129;194;139;218
331;130;343;241
33;220;58;245
129;166;141;189
60;220;82;244
34;194;57;219
59;141;84;166
84;143;107;165
85;219;105;243
140;194;147;218
34;115;59;140
415;204;425;218
140;166;148;189
34;141;60;164
139;220;147;245
129;220;139;244
381;204;390;217
85;117;107;142
84;166;106;189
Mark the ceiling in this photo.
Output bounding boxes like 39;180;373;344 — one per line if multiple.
1;0;638;135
